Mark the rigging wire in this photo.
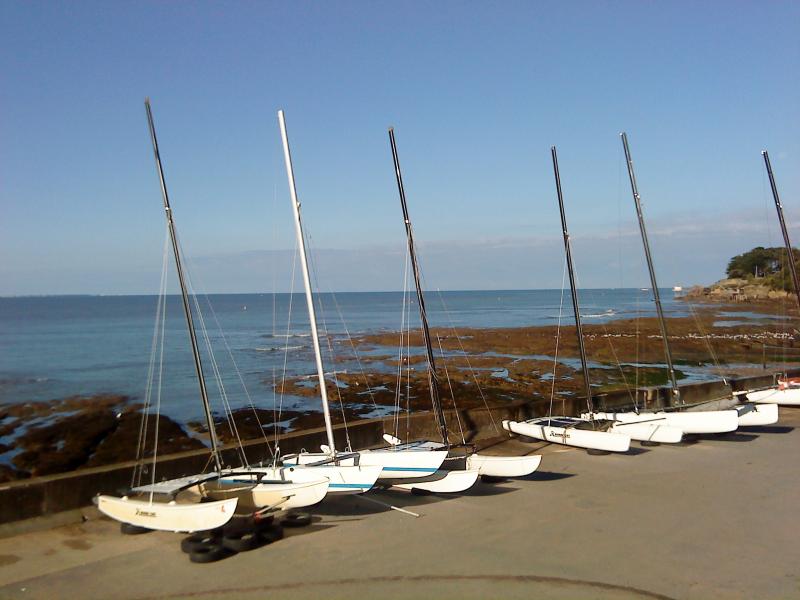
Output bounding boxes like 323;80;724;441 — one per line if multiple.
436;333;467;444
275;244;299;456
133;228;170;490
548;257;569;420
435;288;500;434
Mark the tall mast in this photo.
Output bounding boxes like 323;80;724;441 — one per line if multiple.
388;127;449;446
551;147;593;412
620;132;681;406
277;110;336;452
144;99;222;472
762;150;800;310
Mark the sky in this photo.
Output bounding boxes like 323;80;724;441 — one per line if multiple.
1;1;798;295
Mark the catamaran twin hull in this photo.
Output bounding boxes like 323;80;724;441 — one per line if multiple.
587;410;739;434
502;418;631;452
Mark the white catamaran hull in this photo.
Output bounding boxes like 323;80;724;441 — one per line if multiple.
588;410;739;434
300;464;382;494
271;461;383;495
578;413;683;443
465;453;542;477
283;448;447;481
96;495;237;533
391;468;479;493
502;418;631;452
735;402;779;426
607;419;683;443
201;472;331;509
746;386;800;406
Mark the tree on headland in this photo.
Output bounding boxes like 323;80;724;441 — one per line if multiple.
726;246;800;290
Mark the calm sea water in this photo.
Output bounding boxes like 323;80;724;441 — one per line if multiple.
0;289;688;423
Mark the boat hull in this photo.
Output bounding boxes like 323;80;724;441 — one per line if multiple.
607;420;683;443
283;448;447;481
465;453;542;477
502;418;631;452
746;386;800;406
589;410;739;434
201;471;331;509
96;495;237;533
391;469;479;493
735;402;779;426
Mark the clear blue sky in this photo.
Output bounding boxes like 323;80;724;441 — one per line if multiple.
1;1;798;294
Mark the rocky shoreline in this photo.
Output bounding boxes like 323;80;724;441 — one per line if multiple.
679;278;796;304
2;305;798;483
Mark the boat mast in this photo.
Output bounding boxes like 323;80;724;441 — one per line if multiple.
388;127;450;446
144;99;222;472
620;132;681;406
551;147;593;412
277;110;337;453
762;150;800;310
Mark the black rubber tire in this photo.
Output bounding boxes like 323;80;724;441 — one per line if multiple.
221;528;262;553
259;523;284;544
253;514;275;528
181;531;221;554
120;522;150;535
281;512;312;528
189;541;229;563
411;487;432;496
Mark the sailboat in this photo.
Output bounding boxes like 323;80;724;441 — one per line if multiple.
502;147;634;452
96;100;331;533
743;151;800;407
274;111;446;488
381;126;542;484
285;124;540;489
584;133;750;432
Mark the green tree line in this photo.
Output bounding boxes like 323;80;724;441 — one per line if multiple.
726;246;800;290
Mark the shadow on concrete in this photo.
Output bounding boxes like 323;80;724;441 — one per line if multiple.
694;432;760;443
740;425;794;434
460;483;518;498
521;470;576;482
281;521;337;540
622;446;651;456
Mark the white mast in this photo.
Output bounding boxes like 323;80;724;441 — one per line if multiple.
277;110;337;453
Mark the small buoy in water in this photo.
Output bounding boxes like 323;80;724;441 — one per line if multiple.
243;305;247;311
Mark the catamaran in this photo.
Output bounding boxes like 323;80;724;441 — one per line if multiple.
274;111;450;488
502;147;635;452
509;147;681;446
97;100;331;533
584;133;766;431
282;123;541;490
380;126;542;483
742;151;800;408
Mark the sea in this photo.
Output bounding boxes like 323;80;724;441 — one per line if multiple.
0;289;707;424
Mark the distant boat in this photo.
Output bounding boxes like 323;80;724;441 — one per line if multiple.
672;286;683;292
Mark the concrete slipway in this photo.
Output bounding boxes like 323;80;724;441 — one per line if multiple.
0;410;798;600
